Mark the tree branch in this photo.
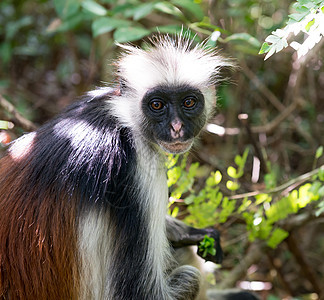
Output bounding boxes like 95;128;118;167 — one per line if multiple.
0;94;37;132
219;242;264;289
286;233;324;298
229;164;324;200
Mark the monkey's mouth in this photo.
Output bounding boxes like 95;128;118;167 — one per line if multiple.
159;140;194;154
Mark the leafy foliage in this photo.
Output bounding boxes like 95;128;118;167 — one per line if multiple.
167;146;324;249
260;0;324;59
198;235;217;257
50;0;206;41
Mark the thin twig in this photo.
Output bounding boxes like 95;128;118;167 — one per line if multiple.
241;61;316;147
238;114;269;174
286;233;324;298
240;60;285;112
219;242;264;289
251;100;298;134
0;94;37;132
266;252;295;296
229;164;324;200
207;100;298;137
219;212;324;290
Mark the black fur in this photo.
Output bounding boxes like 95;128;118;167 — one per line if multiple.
25;95;136;208
9;92;163;299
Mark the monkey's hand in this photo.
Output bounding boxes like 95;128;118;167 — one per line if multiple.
166;216;223;264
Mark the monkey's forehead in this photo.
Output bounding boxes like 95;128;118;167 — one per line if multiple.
116;40;228;94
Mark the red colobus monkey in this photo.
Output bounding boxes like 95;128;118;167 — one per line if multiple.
0;36;230;299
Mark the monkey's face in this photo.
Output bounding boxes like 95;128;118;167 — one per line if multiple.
141;85;207;154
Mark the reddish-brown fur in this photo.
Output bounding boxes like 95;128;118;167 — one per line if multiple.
0;155;80;299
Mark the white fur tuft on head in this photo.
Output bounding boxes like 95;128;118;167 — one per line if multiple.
116;34;231;95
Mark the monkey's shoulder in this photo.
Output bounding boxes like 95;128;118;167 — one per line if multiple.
5;88;136;204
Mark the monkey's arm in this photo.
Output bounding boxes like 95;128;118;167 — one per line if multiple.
166;216;223;264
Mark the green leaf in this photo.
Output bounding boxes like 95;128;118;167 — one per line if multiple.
257;219;272;240
264;45;276;60
167;166;182;187
267;228;289;248
224;33;261;49
198;235;216;258
277;39;289;52
171;0;204;20
259;42;271;54
188;162;199;177
316;200;324;216
241;148;249;165
288;12;308;22
317;186;324;197
133;2;155;21
112;3;137;17
265;34;281;44
166;154;180;169
294;4;310;13
0;80;10;89
266;196;298;223
54;13;84;32
154;24;184;34
54;0;80;19
0;42;12;64
264;172;277;189
309;181;321;195
305;18;315;32
262;29;289;60
81;0;108;16
226;180;240;191
0;120;12;130
255;193;272;205
298;183;313;204
206;176;215;187
92;17;131;37
316;146;323;159
184;194;196;205
219;197;236;222
5;16;34;40
171;206;179;218
237;197;251;213
154;2;184;18
214;170;222;185
114;27;151;43
227;166;237;178
318;169;324;181
234;155;242;166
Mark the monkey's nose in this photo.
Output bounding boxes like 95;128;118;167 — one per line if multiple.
170;120;184;139
171;120;182;132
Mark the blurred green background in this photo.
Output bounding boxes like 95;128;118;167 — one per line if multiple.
1;0;324;299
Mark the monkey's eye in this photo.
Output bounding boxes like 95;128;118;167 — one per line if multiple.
150;100;164;111
183;97;196;109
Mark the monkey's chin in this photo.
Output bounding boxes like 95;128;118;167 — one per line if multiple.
159;140;194;154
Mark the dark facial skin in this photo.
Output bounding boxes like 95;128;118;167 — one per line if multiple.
141;85;206;153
